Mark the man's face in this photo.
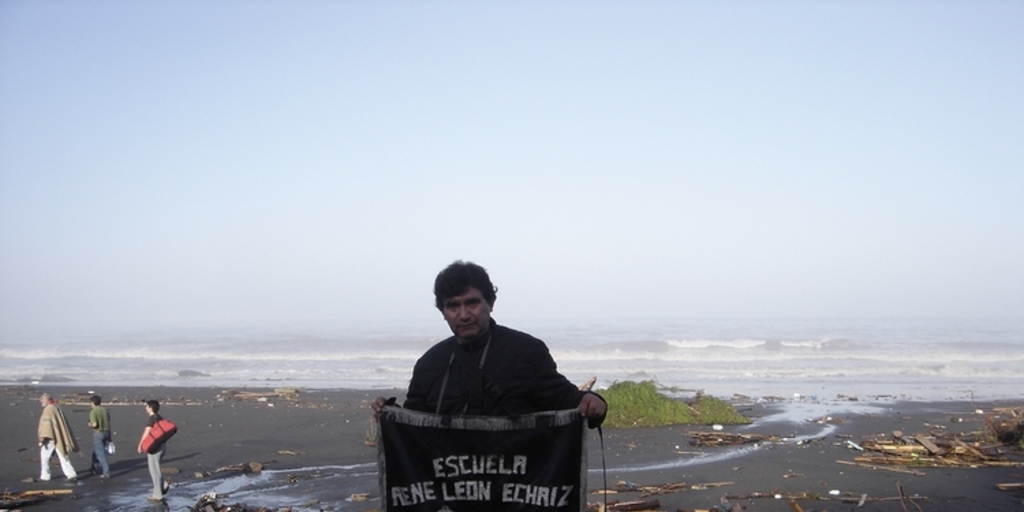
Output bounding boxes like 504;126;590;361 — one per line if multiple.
441;287;493;340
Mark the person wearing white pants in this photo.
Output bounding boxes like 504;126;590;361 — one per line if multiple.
37;393;78;481
39;439;78;481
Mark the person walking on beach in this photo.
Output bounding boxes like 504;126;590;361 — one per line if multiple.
37;393;79;481
372;260;607;425
88;394;112;479
137;400;169;502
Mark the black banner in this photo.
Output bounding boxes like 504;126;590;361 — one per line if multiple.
377;408;587;511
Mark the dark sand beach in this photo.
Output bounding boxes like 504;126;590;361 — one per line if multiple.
2;385;1022;511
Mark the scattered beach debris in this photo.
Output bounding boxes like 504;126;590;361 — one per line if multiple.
688;431;776;446
215;460;273;474
191;492;293;512
987;406;1024;446
836;459;926;476
284;473;324;484
585;498;661;511
718;494;742;511
590;486;933;511
221;387;302;402
725;490;930;506
610;499;661;511
0;489;74;509
810;414;846;425
690;482;735;491
595;480;731;498
895;480;923;512
839;423;1024;470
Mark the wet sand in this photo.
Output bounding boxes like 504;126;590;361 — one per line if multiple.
1;385;1021;511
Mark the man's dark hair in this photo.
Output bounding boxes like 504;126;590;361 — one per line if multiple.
146;399;160;413
90;395;102;406
434;260;498;310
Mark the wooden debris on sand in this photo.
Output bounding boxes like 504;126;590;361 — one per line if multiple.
840;427;1024;469
191;492;294;512
222;387;302;402
191;491;344;512
913;433;943;455
836;459;926;476
588;488;934;512
215;460;273;474
986;407;1024;445
725;490;931;506
597;499;661;511
63;390;208;407
608;480;691;495
689;482;734;491
595;480;731;498
1;489;74;509
688;431;776;446
585;499;661;512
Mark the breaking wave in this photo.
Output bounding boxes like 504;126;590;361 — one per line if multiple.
2;317;1021;400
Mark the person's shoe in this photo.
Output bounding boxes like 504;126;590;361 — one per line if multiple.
99;474;110;479
146;496;163;502
39;476;51;482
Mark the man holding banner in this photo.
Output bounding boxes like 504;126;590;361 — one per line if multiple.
372;261;607;511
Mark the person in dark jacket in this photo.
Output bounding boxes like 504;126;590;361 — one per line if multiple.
373;261;607;426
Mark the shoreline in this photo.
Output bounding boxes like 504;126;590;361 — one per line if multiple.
8;374;1024;403
2;385;1022;511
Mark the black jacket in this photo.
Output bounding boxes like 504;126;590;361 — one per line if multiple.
404;320;605;426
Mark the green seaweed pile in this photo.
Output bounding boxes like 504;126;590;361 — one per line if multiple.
599;380;751;428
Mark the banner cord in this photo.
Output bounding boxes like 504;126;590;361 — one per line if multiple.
598;425;607;512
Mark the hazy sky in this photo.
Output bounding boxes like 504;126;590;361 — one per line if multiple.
1;1;1021;330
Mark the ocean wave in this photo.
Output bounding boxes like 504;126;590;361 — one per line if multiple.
0;346;427;362
3;318;1021;400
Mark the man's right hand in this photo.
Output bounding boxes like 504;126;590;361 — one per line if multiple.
370;396;396;419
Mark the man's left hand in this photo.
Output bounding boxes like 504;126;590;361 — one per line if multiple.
578;393;607;418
